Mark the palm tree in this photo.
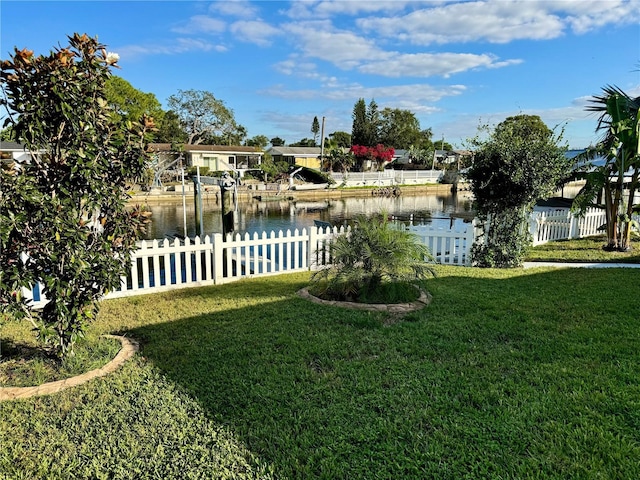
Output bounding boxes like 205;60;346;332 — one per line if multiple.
573;85;640;251
311;214;435;301
322;138;354;173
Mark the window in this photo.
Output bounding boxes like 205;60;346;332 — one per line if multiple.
203;156;218;170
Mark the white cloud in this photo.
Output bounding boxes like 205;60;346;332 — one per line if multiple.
230;20;281;47
209;0;259;18
273;57;339;86
357;1;566;45
171;15;226;35
285;0;422;19
553;0;640;34
117;38;226;59
432;97;601;150
282;21;520;78
283;21;388;69
260;82;466;104
358;52;523;78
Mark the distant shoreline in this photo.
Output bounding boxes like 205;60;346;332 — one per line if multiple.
128;183;465;204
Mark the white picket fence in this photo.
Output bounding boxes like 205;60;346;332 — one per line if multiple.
24;226;347;307
23;223;474;308
407;223;475;265
530;207;607;246
24;207;621;308
329;169;442;187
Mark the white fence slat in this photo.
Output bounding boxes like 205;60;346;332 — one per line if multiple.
261;231;269;274
173;238;183;285
184;237;193;284
140;241;151;290
30;206;624;304
194;236;202;282
531;207;608;246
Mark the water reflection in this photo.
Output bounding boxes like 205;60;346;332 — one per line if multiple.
141;190;475;240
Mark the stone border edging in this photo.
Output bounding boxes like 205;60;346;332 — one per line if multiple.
297;287;431;316
0;335;139;401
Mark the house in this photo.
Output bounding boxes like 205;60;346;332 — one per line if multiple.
148;143;263;177
433;149;473;169
0;141;32;164
267;146;322;170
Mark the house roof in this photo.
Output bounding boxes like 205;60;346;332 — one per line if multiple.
149;143;262;154
0;141;27;152
267;146;321;156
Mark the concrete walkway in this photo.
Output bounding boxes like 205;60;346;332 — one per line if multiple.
523;262;640;269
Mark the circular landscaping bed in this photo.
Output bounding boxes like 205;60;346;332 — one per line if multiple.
0;335;139;401
297;286;431;318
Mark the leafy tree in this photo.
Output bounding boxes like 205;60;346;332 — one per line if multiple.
204;123;247;146
434;137;453;152
350;144;395;171
572;85;640;251
466;115;571;268
290;138;316;147
408;145;432;166
329;131;351;148
311;116;320;144
246;134;269;149
379;108;422;149
0;125;15;141
0;34;152;357
310;213;435;302
167;89;242;145
105;76;164;126
322;139;354;173
418;128;434;151
270;136;285;147
259;152;289;181
154;110;188;144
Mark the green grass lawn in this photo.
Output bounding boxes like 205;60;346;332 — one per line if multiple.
526;234;640;263
2;240;640;479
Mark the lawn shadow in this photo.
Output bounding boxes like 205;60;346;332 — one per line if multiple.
127;266;640;479
0;339;56;362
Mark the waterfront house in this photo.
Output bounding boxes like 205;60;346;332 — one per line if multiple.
267;146;322;170
148;143;263;177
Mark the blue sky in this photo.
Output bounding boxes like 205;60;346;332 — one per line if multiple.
1;0;639;149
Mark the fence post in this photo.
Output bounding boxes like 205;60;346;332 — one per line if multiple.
466;221;477;266
307;226;315;270
212;233;224;283
567;209;575;239
529;212;539;245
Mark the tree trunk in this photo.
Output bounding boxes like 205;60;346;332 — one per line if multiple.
603;182;617;250
620;170;638;250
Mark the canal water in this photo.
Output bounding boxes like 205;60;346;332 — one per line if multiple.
141;189;476;240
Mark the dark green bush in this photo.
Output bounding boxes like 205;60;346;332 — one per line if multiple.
311;214;435;302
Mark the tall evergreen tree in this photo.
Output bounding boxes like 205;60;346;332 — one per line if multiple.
365;99;380;147
351;98;368;146
311;116;320;144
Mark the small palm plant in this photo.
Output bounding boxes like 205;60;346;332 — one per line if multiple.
311;214;436;303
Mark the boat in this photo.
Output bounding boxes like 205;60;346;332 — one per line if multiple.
291;183;328;191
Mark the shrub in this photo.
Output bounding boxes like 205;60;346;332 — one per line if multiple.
310;214;435;302
466;115;572;268
0;34;152;357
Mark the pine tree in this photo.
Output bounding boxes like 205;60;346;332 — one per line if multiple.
351;98;367;146
311;116;320;145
